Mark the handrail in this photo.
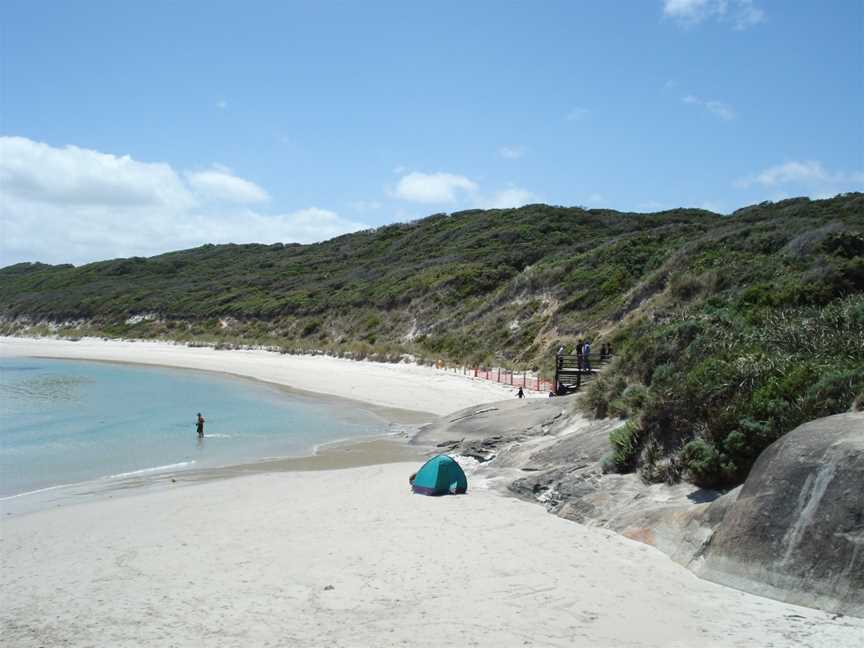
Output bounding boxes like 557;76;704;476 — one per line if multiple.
553;353;612;394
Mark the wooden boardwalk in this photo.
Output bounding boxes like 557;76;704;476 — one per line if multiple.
554;353;611;393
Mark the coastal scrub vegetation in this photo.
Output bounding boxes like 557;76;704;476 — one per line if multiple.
2;193;863;489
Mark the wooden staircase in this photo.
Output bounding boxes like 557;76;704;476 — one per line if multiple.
553;354;612;394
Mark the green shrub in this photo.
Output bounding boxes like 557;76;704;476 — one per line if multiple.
655;452;685;485
641;439;685;485
608;422;641;473
803;367;864;418
581;374;627;419
301;319;322;336
822;231;864;258
681;438;724;488
637;436;663;483
668;272;705;302
600;452;618;474
611;383;648;418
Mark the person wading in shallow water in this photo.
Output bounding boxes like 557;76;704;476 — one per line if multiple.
196;412;205;437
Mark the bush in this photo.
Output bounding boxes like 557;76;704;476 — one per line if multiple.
656;452;685;484
600;452;618;474
608;422;641;473
668;272;706;303
609;383;648;418
822;231;864;258
681;438;724;488
803;367;864;419
640;439;685;485
637;436;663;483
301;319;322;337
580;374;627;419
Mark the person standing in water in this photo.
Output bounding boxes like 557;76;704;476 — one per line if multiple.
196;412;205;437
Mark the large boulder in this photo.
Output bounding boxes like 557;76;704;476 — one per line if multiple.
417;401;864;616
696;412;864;616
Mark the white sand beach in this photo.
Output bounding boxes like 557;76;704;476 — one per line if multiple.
1;338;862;647
2;464;861;648
0;337;518;416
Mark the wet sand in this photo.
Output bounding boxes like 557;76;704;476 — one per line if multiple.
0;434;430;517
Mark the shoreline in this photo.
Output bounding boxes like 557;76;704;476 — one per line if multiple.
0;335;501;513
22;353;437;425
0;336;518;415
0;431;428;518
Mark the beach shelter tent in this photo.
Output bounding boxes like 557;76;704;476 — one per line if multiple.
411;455;468;496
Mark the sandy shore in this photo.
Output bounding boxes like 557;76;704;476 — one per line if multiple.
0;336;519;417
2;337;861;646
2;463;861;648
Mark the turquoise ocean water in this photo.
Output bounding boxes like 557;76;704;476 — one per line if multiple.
0;357;385;498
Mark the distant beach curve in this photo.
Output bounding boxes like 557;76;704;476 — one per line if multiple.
0;337;515;416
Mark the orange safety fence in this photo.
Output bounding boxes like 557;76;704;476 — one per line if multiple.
440;364;553;393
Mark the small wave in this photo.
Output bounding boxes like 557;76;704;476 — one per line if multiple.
203;433;231;438
0;483;72;501
106;461;196;479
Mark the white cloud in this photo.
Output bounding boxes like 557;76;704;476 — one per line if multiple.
663;0;764;29
664;0;716;23
219;207;365;244
392;171;478;203
390;169;537;211
736;160;864;195
731;0;765;29
186;165;269;203
703;100;735;120
477;188;536;209
750;161;829;186
0;136;194;209
0;136;366;266
498;146;526;160
682;94;735;120
348;200;382;212
566;107;590;121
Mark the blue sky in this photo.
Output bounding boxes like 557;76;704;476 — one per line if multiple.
1;0;862;265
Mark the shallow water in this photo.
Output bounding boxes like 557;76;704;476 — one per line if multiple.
0;357;387;497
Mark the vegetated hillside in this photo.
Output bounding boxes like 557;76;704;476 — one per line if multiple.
2;193;863;488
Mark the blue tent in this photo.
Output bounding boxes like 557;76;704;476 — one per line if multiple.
411;455;468;496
